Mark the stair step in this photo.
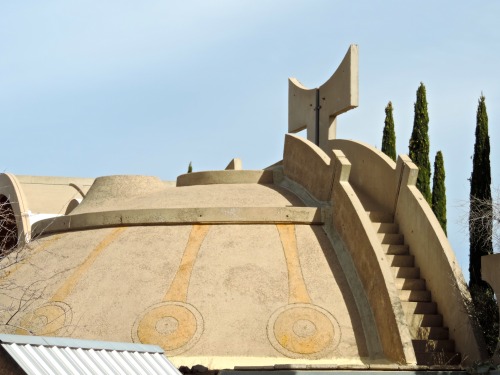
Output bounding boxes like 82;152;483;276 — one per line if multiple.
401;301;437;315
400;290;432;302
409;313;443;327
378;233;404;244
387;254;415;267
413;326;450;340
372;222;398;233
368;211;393;222
396;278;426;290
392;266;420;279
383;244;410;255
414;351;461;366
412;339;456;352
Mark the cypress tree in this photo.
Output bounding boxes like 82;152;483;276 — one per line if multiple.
188;162;193;173
469;95;492;284
408;83;432;204
469;95;497;356
431;151;447;234
382;101;397;161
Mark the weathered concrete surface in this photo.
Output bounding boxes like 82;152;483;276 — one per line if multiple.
72;177;301;215
394;155;486;364
225;158;242;170
327;150;415;364
0;224;369;367
281;135;415;364
329;139;398;214
482;254;500;363
288;44;358;148
32;207;325;236
177;170;273;186
330;139;486;365
0;173;31;242
15;175;94;215
283;134;333;202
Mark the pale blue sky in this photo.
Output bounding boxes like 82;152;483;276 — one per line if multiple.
1;1;499;280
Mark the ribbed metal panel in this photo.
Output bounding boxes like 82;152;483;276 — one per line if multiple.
0;334;180;375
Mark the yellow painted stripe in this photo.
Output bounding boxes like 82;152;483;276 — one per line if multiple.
0;234;64;280
164;225;211;302
50;228;125;301
276;224;311;304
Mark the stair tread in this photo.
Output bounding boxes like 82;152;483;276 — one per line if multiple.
412;326;450;340
408;313;443;327
414;351;461;366
387;254;415;267
383;244;410;255
396;278;426;290
412;339;456;352
378;233;404;244
399;290;432;302
392;266;420;278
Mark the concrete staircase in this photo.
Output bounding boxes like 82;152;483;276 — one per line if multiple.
368;211;461;366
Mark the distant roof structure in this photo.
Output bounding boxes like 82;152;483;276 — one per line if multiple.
0;334;180;375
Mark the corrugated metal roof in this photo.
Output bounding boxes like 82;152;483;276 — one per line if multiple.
0;334;181;375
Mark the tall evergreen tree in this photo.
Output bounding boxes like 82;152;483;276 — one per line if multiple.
382;101;397;161
431;151;447;234
469;95;497;356
469;95;492;284
409;83;432;204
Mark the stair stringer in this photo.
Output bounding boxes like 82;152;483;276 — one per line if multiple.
329;139;487;365
394;155;487;365
328;149;416;365
281;134;416;364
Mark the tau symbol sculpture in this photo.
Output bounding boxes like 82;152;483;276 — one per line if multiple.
288;45;359;151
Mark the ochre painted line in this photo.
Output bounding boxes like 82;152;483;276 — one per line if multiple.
50;228;125;302
164;225;211;302
276;224;311;304
0;234;64;280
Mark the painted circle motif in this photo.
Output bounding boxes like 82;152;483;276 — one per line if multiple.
19;302;73;335
132;301;203;356
267;303;340;358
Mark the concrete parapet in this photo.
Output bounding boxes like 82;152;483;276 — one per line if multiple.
177;170;273;186
0;173;31;244
31;207;324;237
395;155;486;364
482;254;500;363
283;134;334;201
329;139;398;213
328;150;416;364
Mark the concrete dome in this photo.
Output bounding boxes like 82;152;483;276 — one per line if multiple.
0;135;484;369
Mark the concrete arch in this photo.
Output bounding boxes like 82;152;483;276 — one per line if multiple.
0;173;31;244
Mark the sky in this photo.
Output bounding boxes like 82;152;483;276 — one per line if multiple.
1;1;498;281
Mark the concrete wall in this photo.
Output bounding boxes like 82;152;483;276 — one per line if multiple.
283;134;334;201
0;173;31;243
281;135;415;364
394;155;486;364
328;139;398;214
328;150;415;364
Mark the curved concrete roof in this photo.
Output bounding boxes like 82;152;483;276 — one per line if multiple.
0;135;485;370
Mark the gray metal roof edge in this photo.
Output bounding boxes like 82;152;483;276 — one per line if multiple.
0;334;165;353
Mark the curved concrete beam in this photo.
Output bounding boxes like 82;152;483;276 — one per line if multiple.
31;207;324;237
177;170;273;187
280;136;415;363
482;254;500;363
395;155;486;364
0;173;31;243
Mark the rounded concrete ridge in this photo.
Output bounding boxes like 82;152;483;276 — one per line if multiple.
31;207;325;237
177;170;273;186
